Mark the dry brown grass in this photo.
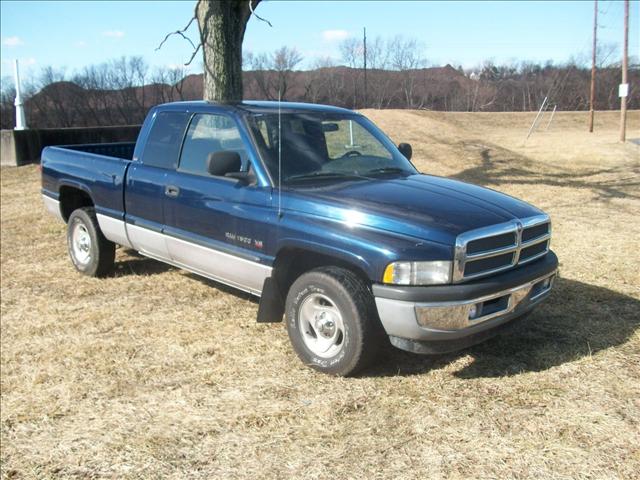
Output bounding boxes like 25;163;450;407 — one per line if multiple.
1;110;639;479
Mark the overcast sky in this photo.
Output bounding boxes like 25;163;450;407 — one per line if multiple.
1;0;638;82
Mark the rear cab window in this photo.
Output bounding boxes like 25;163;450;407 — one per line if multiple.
140;111;191;169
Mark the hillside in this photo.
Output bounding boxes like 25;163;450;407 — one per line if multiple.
2;63;637;129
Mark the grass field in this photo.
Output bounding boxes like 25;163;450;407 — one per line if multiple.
1;110;639;479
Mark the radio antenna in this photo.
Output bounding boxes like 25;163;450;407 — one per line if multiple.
277;88;282;217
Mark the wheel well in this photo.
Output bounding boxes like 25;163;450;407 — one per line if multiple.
59;186;94;222
273;248;372;298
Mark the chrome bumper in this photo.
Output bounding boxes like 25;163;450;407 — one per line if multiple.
374;271;556;345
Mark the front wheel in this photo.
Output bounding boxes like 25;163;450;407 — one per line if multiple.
285;266;383;376
67;207;115;277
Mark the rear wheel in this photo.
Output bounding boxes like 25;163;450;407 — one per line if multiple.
285;266;382;376
67;207;115;277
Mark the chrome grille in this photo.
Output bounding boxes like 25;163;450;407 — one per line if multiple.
453;215;551;282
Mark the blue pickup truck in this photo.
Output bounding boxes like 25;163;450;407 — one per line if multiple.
42;101;558;376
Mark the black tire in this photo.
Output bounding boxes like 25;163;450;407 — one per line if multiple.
67;207;115;277
285;266;383;376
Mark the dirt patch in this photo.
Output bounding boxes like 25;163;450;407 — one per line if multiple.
2;111;639;479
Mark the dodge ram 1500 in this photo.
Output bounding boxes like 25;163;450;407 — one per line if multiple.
42;101;558;375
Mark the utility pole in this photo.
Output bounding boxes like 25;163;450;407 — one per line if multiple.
363;27;368;109
619;0;629;142
589;0;598;132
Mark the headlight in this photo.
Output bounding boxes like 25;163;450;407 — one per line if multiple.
382;261;452;285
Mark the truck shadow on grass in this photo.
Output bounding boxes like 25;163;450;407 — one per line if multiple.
113;256;174;276
448;141;640;205
367;277;640;378
112;251;639;379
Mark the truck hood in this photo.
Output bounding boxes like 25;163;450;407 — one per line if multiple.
283;174;543;245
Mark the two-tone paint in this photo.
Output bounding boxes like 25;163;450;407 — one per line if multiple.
41;100;558;351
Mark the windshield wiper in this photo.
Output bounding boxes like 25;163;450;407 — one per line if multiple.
285;172;365;183
364;167;409;176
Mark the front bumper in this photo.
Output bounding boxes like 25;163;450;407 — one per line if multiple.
373;251;558;354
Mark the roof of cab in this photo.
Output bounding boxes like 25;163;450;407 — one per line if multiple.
155;100;357;115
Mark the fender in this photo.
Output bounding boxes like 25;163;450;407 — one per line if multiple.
256;239;375;323
58;178;94;198
276;237;374;279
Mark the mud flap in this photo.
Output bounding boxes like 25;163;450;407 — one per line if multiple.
257;276;284;323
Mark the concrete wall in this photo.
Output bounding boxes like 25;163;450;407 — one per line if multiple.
1;125;141;166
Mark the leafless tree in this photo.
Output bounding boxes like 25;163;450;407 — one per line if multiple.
246;46;302;100
365;36;395;108
249;52;275;99
272;46;302;100
339;37;363;108
31;67;76;127
107;56;149;124
0;77;16;129
367;36;390;70
302;56;346;105
389;35;426;108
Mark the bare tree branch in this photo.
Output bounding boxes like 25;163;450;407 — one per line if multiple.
156;16;197;51
156;15;202;67
249;0;272;27
184;43;202;66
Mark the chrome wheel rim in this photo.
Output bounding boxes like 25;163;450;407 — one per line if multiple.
298;293;345;358
71;221;92;265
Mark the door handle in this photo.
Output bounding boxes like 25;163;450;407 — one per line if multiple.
165;185;180;198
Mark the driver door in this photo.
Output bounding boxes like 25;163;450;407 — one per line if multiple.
162;112;274;294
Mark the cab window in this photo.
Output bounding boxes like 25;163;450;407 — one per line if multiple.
178;113;249;176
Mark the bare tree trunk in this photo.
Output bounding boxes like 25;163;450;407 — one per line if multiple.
196;0;258;101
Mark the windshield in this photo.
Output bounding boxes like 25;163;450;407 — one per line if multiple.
246;112;417;184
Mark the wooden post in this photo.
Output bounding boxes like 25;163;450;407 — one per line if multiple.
589;0;597;132
363;27;368;109
620;0;629;142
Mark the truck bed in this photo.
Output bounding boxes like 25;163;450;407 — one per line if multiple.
41;143;134;221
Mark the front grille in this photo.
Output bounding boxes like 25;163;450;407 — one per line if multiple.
467;232;516;254
464;252;515;276
453;215;551;282
522;223;549;242
520;240;549;261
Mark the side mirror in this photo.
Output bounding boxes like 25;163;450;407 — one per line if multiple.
207;151;242;177
225;170;253;184
322;123;339;132
398;143;412;161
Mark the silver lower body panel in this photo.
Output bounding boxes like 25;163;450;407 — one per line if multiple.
42;195;63;222
164;234;271;296
43;196;270;296
126;222;270;297
97;214;133;249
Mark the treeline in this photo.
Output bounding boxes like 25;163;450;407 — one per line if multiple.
0;57;190;129
1;39;637;129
